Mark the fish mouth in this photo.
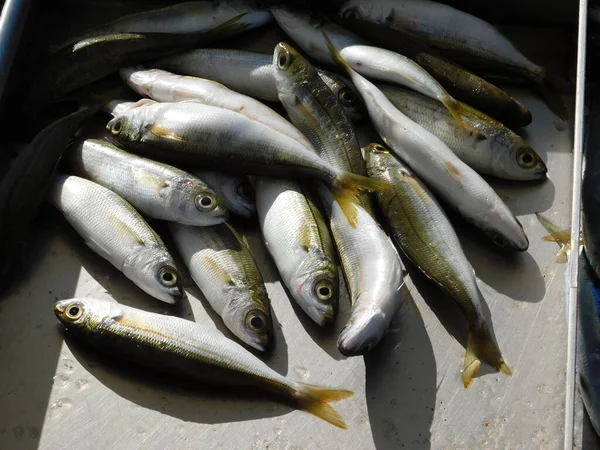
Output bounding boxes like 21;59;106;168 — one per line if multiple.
244;334;272;353
337;313;387;356
307;305;335;327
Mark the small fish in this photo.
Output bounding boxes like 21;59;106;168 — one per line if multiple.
155;49;365;120
379;84;546;180
107;101;389;227
51;1;272;53
333;13;532;128
169;222;272;351
338;0;569;119
54;297;354;428
317;184;405;356
325;34;528;250
65;139;229;225
0;107;96;295
48;174;183;304
365;143;511;387
190;169;255;218
255;178;338;326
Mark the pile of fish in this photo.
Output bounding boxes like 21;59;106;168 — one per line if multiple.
0;0;572;429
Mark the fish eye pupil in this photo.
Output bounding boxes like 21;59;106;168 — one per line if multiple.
162;272;174;282
522;153;533;164
200;196;212;207
319;286;330;297
339;88;356;106
111;120;123;135
68;306;79;317
250;316;263;329
493;236;506;246
344;8;359;19
278;52;290;69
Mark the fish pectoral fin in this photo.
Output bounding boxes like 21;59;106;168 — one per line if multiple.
294;383;354;429
147;124;187;142
224;222;251;252
542;230;571;243
107;213;146;248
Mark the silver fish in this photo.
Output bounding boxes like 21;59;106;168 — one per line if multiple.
317;184;405;356
169;222;272;351
65;139;229;225
107;101;388;227
48;174;183;304
365;143;511;387
54;297;354;428
378;84;547;180
255;178;338;326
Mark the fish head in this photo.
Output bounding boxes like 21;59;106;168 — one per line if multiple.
122;248;184;304
292;254;339;326
481;211;529;251
222;289;272;352
229;178;256;217
54;298;122;333
338;2;371;22
120;68;170;97
364;143;393;174
168;177;229;225
106;106;147;146
273;42;312;89
337;296;387;356
488;134;547;180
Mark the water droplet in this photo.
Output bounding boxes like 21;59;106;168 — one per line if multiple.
53;373;69;388
76;379;89;390
62;359;76;373
294;366;310;379
50;398;72;417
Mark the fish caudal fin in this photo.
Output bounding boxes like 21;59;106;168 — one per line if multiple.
294;383;354;429
462;319;512;388
333;171;390;228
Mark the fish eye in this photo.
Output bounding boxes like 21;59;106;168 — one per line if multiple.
65;303;83;320
109;119;124;136
371;144;388;154
235;181;254;202
315;281;334;301
492;235;508;247
277;49;292;69
342;7;361;20
245;310;268;333
517;148;537;168
158;266;178;287
338;87;357;107
195;193;216;211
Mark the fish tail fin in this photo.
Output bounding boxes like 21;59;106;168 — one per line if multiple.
333;171;391;228
323;32;352;77
463;318;512;388
294;383;354;429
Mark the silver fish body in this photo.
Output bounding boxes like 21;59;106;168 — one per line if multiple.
379;84;547;180
121;67;312;149
331;52;528;250
190;169;255;218
255;178;338;326
54;1;272;52
317;184;404;356
155;49;365;120
169;222;272;351
48;174;183;304
365;144;511;386
65;139;229;225
54;297;354;428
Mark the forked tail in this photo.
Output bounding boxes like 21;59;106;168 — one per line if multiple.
463;318;512;388
294;383;354;429
333;171;390;228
